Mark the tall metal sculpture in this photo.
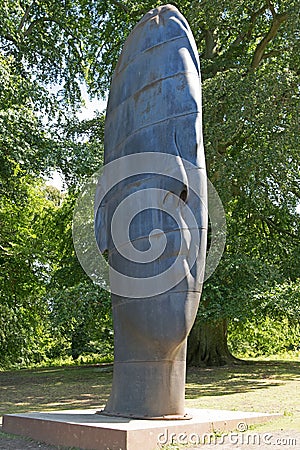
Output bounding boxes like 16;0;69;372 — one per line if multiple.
95;4;207;419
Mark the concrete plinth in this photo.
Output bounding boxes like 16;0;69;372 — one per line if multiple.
2;408;278;450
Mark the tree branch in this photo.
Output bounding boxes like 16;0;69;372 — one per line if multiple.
251;11;288;69
2;33;18;46
203;30;218;59
18;2;34;32
110;0;129;14
20;15;86;66
203;5;268;78
266;0;276;17
261;49;283;60
246;4;269;39
0;244;14;256
229;4;268;48
264;218;299;240
290;187;300;200
24;17;56;37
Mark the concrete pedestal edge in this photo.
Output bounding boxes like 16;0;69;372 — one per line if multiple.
2;408;280;450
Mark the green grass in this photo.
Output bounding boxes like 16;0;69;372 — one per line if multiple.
0;357;299;434
185;357;300;432
0;365;113;416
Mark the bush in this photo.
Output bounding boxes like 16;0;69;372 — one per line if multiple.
228;317;300;357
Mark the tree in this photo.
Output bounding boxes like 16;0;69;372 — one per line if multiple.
0;175;59;366
0;0;148;101
0;0;111;359
228;279;300;357
0;2;107;365
53;0;298;366
1;1;299;366
61;0;298;365
41;189;113;362
48;281;112;361
0;49;59;366
185;0;299;365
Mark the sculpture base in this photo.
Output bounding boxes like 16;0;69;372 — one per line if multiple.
96;409;192;420
2;408;279;450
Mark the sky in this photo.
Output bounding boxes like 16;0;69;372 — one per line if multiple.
77;84;107;120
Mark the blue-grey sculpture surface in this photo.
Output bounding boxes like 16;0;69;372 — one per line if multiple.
95;4;207;419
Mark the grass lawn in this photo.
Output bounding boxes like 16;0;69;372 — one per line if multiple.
185;359;300;432
0;357;299;439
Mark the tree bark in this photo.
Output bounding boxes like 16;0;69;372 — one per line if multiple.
251;11;288;69
187;318;242;367
203;30;218;59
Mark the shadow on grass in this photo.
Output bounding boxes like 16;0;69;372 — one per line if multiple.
0;365;112;416
1;360;299;416
185;360;300;399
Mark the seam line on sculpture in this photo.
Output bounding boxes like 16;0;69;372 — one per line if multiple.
108;70;200;115
112;292;202;307
132;12;189;39
99;169;206;203
104;111;201;159
113;360;186;364
114;35;188;78
110;226;207;253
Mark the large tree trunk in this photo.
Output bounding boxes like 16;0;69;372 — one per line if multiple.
187;319;242;367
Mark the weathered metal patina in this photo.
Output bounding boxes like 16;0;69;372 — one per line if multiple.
95;4;207;419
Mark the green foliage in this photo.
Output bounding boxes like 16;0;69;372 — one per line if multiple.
0;0;299;366
0;1;110;367
0;174;113;367
198;255;280;321
0;176;59;367
229;318;300;357
48;281;113;360
228;279;300;357
252;279;300;323
56;113;105;186
0;55;56;186
186;1;299;361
